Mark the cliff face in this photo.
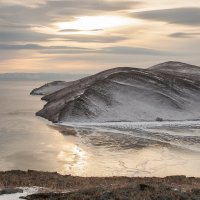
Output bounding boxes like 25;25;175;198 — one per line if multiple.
32;62;200;123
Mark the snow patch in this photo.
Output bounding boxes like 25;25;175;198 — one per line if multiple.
0;187;41;200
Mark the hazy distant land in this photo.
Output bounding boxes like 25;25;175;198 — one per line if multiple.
0;73;88;81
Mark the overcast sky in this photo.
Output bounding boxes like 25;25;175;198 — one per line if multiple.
0;0;200;73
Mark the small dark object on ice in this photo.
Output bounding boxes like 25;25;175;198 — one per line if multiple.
156;117;163;122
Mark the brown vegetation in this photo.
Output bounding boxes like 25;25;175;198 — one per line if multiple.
0;170;200;199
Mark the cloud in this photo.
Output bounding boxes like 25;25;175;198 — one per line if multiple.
100;46;168;55
0;43;92;52
0;0;142;47
0;28;127;43
133;7;200;26
0;43;95;62
169;32;200;38
41;45;168;56
0;50;25;61
1;1;200;73
41;49;95;54
0;30;52;42
0;24;32;29
59;29;103;32
53;0;142;14
61;35;128;43
2;43;165;56
0;44;43;50
0;0;142;25
0;0;46;7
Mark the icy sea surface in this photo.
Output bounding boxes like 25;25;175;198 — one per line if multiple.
0;80;199;177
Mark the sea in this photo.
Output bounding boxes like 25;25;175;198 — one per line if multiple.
0;79;199;177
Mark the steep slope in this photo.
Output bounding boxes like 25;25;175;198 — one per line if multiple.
41;67;132;102
35;67;133;122
33;62;200;123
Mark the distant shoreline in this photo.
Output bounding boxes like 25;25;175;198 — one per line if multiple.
0;73;89;81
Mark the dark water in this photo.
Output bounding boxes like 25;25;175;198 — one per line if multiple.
0;80;199;177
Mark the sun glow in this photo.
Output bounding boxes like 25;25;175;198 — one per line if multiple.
57;15;137;32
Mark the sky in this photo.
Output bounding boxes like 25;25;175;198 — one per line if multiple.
0;0;200;73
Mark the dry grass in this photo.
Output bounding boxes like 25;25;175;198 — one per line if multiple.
0;170;199;200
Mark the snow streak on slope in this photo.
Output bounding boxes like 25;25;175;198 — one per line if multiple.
30;81;69;95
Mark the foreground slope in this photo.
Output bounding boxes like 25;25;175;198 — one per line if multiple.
32;62;200;123
0;170;200;200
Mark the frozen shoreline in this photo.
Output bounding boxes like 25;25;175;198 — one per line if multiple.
59;120;200;153
60;120;200;130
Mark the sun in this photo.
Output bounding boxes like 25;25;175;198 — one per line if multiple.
32;15;140;35
57;15;137;32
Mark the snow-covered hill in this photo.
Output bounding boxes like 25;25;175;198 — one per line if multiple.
32;62;200;123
